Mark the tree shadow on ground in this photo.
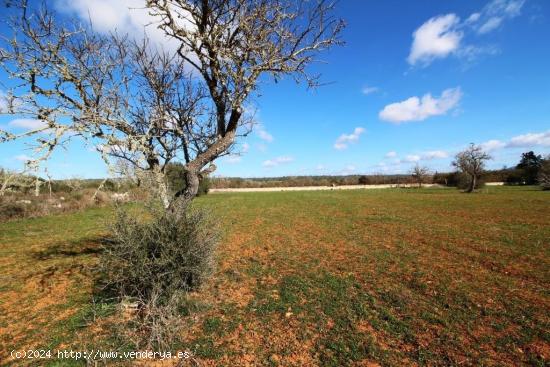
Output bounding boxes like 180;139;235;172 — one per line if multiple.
30;238;104;260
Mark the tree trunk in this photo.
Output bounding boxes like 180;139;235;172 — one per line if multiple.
154;172;171;209
467;174;476;193
34;179;41;197
167;169;200;220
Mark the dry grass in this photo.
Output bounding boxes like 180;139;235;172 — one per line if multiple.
0;186;548;366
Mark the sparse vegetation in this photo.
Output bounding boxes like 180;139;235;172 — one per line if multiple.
100;205;219;349
1;187;548;365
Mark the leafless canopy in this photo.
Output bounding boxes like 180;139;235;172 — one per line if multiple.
0;0;344;212
452;143;491;193
411;164;429;188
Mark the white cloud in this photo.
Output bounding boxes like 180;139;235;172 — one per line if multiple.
256;124;274;142
9;119;48;130
54;0;187;53
385;151;397;158
507;131;550;148
408;1;525;66
481;139;506;151
396;150;448;164
477;131;550;153
334;127;365;150
403;155;421;163
478;17;504;34
488;0;525;17
361;86;379;95
262;156;293;168
422;150;449;160
407;14;463;66
470;0;525;34
455;44;500;63
379;87;462;124
316;164;326;171
241;143;250;153
466;13;481;23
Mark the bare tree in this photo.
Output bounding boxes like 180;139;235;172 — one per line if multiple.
0;0;343;216
411;164;429;188
0;167;34;196
452;144;491;193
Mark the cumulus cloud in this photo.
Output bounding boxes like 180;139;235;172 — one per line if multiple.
54;0;193;54
478;131;550;152
385;151;397;158
262;156;293;168
334;127;365;150
361;86;379;95
9;119;48;130
507;131;550;148
379;87;462;124
407;14;463;66
408;1;525;67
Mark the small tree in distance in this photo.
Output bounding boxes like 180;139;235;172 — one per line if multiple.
452;144;491;193
411;164;429;188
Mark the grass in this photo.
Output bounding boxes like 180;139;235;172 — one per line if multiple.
0;186;549;366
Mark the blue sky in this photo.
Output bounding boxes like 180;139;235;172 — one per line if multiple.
1;0;549;179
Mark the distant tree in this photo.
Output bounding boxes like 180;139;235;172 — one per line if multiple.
411;164;429;188
452;144;491;193
358;175;370;185
538;156;550;190
516;151;543;185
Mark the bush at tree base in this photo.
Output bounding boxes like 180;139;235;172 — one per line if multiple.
100;204;219;348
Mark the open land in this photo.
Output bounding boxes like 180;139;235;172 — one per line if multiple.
0;186;548;366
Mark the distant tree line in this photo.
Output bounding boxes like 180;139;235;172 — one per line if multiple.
211;151;550;190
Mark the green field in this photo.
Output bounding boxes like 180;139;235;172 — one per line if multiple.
0;186;549;366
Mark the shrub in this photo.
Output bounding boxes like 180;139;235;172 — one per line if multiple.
102;206;219;301
0;201;26;220
100;205;219;347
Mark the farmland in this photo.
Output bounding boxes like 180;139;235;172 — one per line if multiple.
0;186;549;366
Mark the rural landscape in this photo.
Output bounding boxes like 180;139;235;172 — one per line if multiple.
1;0;549;366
